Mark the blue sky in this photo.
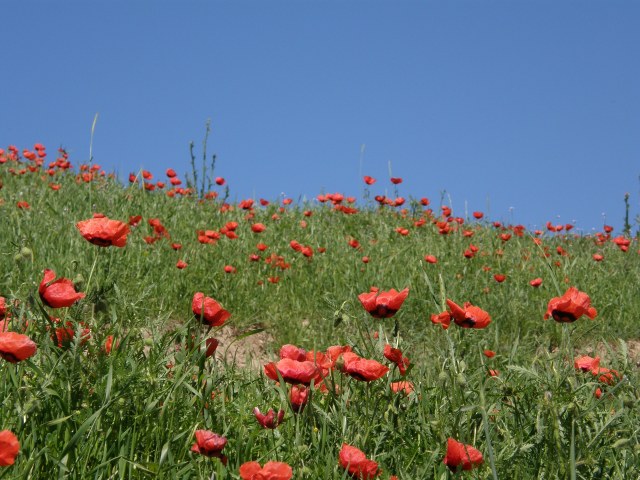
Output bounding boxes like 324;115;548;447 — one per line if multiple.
2;1;639;233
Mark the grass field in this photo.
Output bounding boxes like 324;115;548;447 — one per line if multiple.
0;144;639;479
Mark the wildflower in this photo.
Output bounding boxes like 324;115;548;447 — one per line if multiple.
289;385;309;412
239;461;293;480
543;287;597;323
529;278;543;288
0;430;20;466
104;335;117;355
339;444;380;479
363;176;376;185
473;211;484;219
0;332;37;363
39;269;85;308
493;274;506;283
443;437;483;472
348;238;360;249
390;177;403;184
612;236;630;252
52;321;91;348
593;367;621;385
341;352;389;382
251;223;266;233
191;430;227;461
383;344;409;375
215;177;225;185
0;297;6;321
358;287;409;319
205;338;219;358
592;254;604;262
253;407;285;429
446;299;491;329
390;381;414;395
483;349;496;358
280;344;307;361
76;217;129;247
431;310;451;330
192;293;230;327
264;358;321;385
176;260;188;269
424;255;437;264
574;355;600;373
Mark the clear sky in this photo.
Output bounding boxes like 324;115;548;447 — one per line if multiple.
2;1;639;233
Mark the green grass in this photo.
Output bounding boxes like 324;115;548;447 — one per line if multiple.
0;154;639;479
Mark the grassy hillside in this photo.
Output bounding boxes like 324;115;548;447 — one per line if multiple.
0;146;638;478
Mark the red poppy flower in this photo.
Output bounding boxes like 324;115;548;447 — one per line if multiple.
363;176;376;185
289;384;309;412
51;321;91;348
390;177;403;185
431;311;451;330
390;381;414;395
446;299;491;329
593;367;621;385
251;223;266;233
205;337;219;357
341;352;389;382
215;177;225;185
493;274;506;283
574;355;600;373
0;332;37;363
424;255;437;264
543;287;597;323
39;269;85;308
76;217;130;247
592;254;604;262
358;288;409;319
483;349;496;358
104;335;118;355
613;236;631;252
0;430;20;466
383;344;409;375
280;344;307;361
0;297;6;321
191;430;227;460
473;211;484;219
339;444;380;479
192;293;230;327
253;407;285;429
529;278;543;288
264;358;321;385
239;461;293;480
443;437;483;472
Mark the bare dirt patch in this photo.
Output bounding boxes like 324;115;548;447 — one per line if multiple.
214;325;274;370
